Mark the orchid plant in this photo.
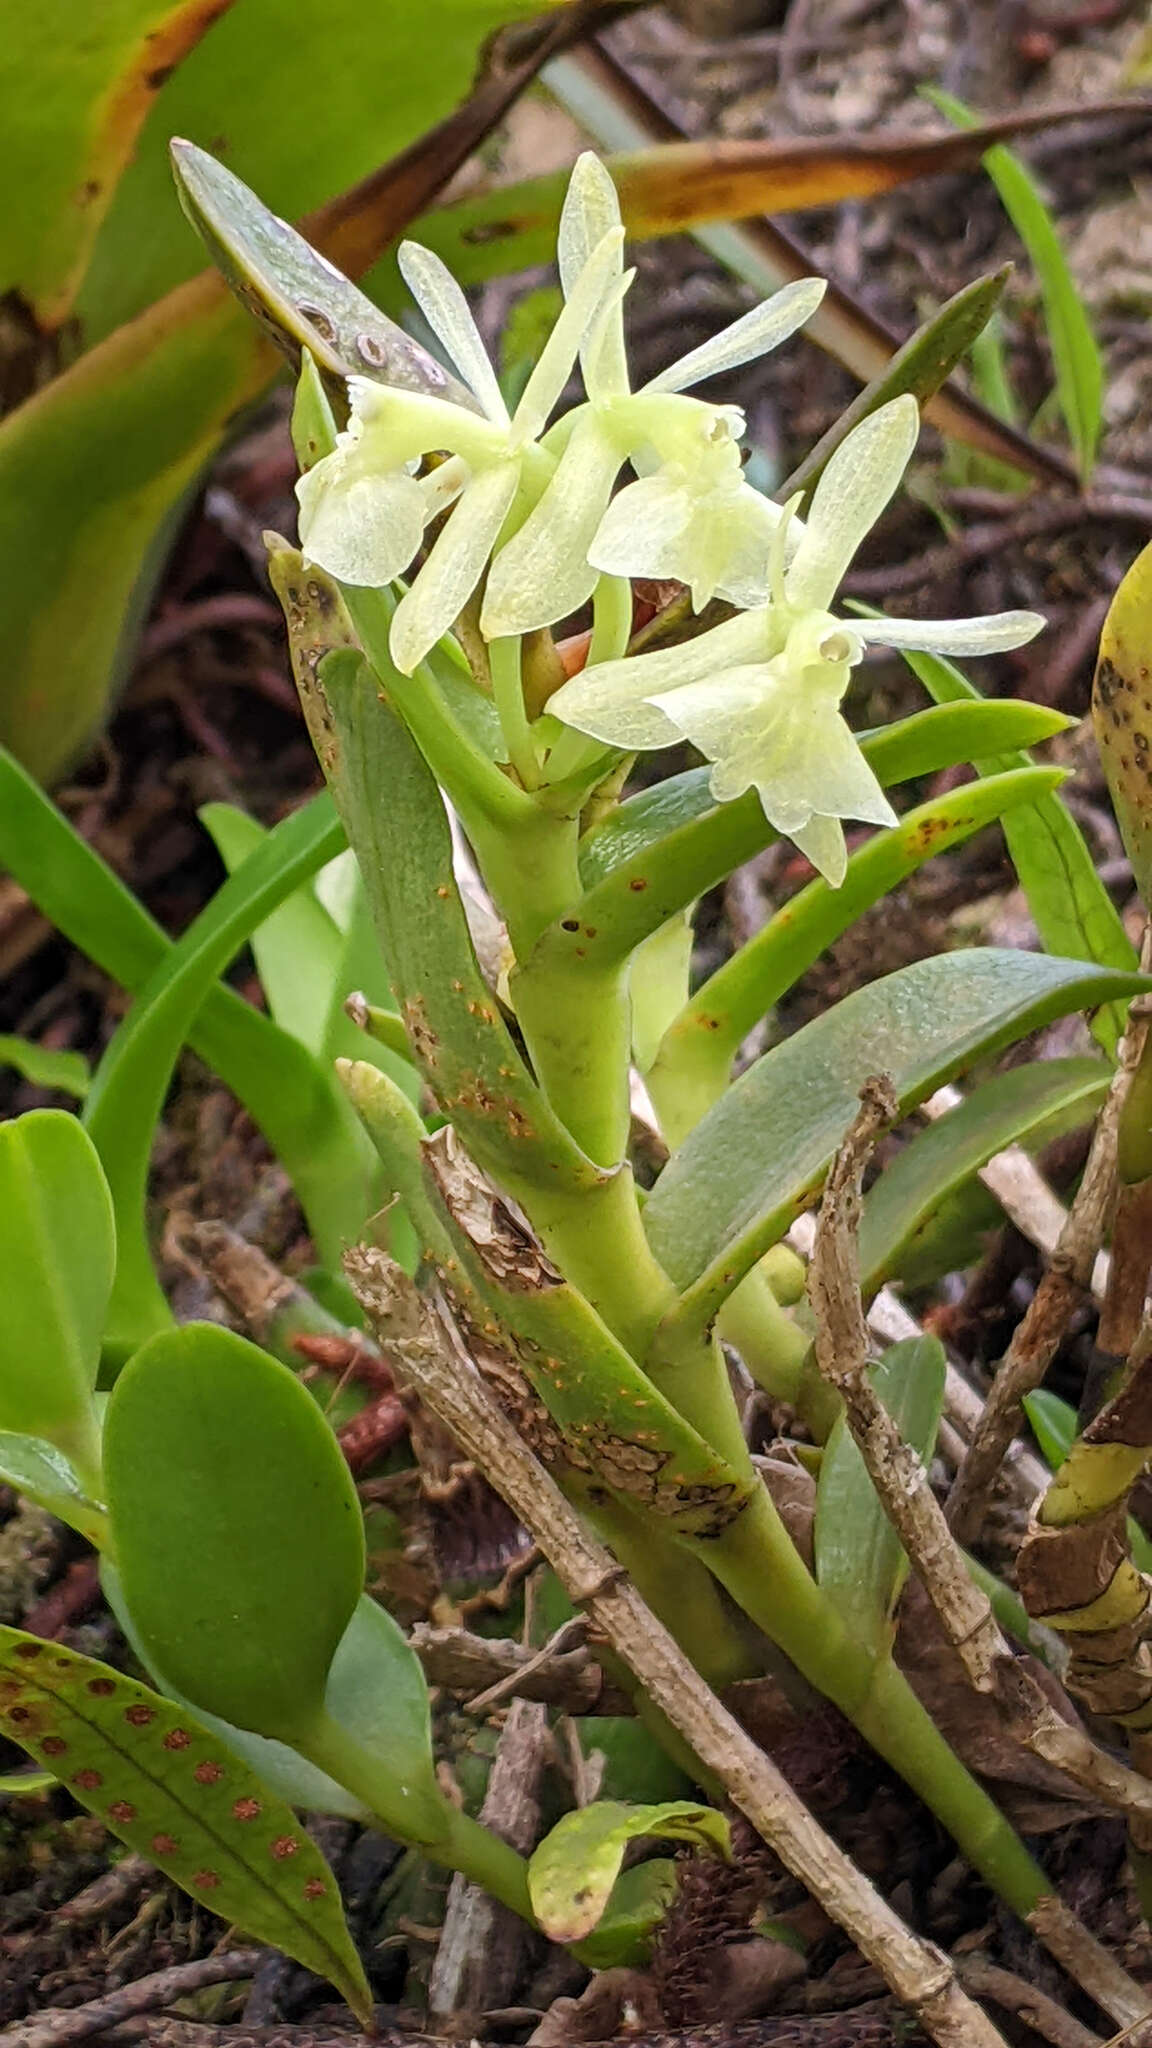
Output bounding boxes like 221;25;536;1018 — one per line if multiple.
2;140;1148;2039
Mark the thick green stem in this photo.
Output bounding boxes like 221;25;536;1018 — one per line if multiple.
699;1491;1049;1920
717;1266;812;1406
521;1168;679;1368
511;951;632;1168
303;1712;534;1922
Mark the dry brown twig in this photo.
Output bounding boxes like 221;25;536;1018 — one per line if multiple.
345;1244;1013;2048
946;964;1152;1547
0;1952;265;2048
807;1078;1152;2028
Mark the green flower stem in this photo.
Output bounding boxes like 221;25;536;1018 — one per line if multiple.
489;636;542;793
700;1490;1048;1920
716;1265;811;1406
510;950;632;1168
588;574;634;666
303;1712;535;1922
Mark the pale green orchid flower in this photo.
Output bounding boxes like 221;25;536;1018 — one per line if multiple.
295;222;625;675
548;395;1045;887
481;154;825;637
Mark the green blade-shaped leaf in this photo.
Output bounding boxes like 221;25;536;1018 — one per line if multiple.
287;635;599;1199
0;1626;371;2020
570;702;1074;966
1094;539;1152;917
645;952;1152;1333
0;0;239;324
781;266;1010;500
880;634;1137;1057
0;1432;106;1547
529;1799;729;1944
649;765;1066;1137
0;1111;110;1491
0;745;364;1276
82;792;369;1359
199;802;345;1057
927;89;1102;478
104;1323;365;1745
0;7;525;783
0;1036;91;1098
859;1056;1109;1293
815;1337;946;1652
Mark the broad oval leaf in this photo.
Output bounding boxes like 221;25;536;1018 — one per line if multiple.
0;1111;111;1491
528;1799;730;1945
0;1625;371;2021
858;1056;1109;1293
815;1337;946;1652
645;952;1151;1331
106;1576;444;1838
104;1323;365;1745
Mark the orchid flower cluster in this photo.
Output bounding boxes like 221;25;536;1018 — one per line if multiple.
297;153;1043;886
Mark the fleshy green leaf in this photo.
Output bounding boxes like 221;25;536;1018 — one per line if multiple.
0;1626;371;2020
570;700;1074;966
645;952;1152;1333
815;1337;947;1652
649;765;1066;1141
104;1324;365;1746
0;1036;91;1099
0;1112;110;1492
858;1057;1109;1293
927;89;1102;478
107;1575;444;1838
82;791;371;1361
0;746;371;1286
528;1799;730;1944
0;1768;56;1796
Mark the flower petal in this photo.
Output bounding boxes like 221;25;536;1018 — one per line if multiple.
644;277;825;395
655;667;897;839
590;471;779;611
296;451;427;587
856;609;1046;657
789;814;850;887
346;379;504;471
558;153;629;401
548;662;683;751
785;395;919;612
551;609;773;748
397;241;509;428
389;461;519;674
514;228;627;445
480;412;624;637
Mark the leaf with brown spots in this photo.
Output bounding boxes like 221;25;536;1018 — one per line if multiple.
0;1625;371;2021
1094;539;1152;915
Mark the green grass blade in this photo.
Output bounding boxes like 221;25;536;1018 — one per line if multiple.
0;745;364;1274
890;637;1136;1054
927;89;1102;477
81;793;370;1360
